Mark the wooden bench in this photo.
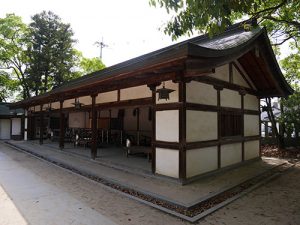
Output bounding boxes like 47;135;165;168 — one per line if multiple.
124;146;152;161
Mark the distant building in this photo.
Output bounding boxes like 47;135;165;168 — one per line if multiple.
0;103;24;140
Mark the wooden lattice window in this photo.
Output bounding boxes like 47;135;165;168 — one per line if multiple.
221;111;242;137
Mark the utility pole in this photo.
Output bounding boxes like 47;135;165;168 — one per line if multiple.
95;37;108;60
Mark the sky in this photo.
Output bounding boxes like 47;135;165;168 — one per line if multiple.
0;0;185;66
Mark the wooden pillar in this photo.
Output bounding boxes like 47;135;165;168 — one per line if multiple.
39;105;44;145
136;108;140;146
147;83;160;174
258;97;262;156
91;94;98;159
240;91;245;162
27;112;32;140
59;100;65;149
178;80;186;182
215;86;223;169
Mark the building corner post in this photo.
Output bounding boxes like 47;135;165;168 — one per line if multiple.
59;100;65;150
91;94;98;160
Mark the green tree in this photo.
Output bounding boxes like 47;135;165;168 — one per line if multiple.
0;14;31;99
0;71;19;102
150;0;300;45
279;48;300;139
75;50;105;76
27;11;77;95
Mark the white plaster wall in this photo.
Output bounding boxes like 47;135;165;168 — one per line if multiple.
51;101;60;110
139;107;152;131
97;91;118;104
244;94;259;111
156;81;179;104
186;146;218;178
156;110;179;142
11;118;21;135
0;119;11;139
232;66;250;88
208;64;229;81
79;95;92;106
221;143;242;167
69;112;86;128
63;99;75;108
186;110;218;142
221;89;241;108
156;148;179;178
244;115;259;136
186;81;217;105
123;108;137;131
34;105;40;112
121;85;151;101
244;140;260;160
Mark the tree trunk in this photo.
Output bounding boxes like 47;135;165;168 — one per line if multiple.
265;97;284;149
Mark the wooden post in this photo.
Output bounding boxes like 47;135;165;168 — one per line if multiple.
39;105;44;145
59;100;65;149
136;108;140;146
91;94;98;159
178;80;186;182
214;86;223;169
147;83;160;174
240;91;245;162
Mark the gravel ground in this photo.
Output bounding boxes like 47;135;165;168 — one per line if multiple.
1;143;300;225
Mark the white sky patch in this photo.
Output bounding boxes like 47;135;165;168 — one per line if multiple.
0;0;291;66
0;0;187;66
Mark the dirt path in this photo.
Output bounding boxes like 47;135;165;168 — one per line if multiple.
0;142;299;225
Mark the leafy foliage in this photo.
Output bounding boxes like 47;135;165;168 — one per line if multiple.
279;48;300;134
150;0;300;45
0;14;31;99
74;50;105;76
0;71;19;102
27;11;77;95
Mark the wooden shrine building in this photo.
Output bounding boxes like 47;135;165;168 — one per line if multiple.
10;20;292;183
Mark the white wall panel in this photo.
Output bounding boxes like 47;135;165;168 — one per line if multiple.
186;81;217;105
244;94;259;111
186;110;217;142
156;148;179;178
244;115;259;136
186;146;218;178
221;143;242;167
121;85;151;101
221;89;241;108
156;110;179;142
96;91;118;104
244;140;260;160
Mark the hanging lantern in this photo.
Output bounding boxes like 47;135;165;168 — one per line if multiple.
156;82;175;101
72;98;84;109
